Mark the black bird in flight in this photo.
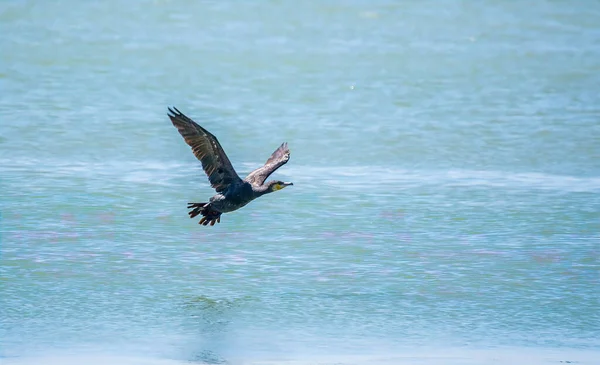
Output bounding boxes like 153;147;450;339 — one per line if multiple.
168;107;293;226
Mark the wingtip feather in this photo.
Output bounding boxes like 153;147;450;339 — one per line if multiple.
167;106;185;118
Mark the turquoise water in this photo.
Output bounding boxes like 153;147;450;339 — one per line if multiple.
1;1;599;364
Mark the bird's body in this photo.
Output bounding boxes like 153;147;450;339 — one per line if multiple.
208;181;255;213
168;107;292;226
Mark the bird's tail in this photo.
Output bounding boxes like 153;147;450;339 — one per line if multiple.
187;202;222;226
187;203;208;219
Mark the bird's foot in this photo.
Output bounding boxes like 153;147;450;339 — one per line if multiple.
199;210;221;226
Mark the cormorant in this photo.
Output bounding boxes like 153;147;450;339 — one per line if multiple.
168;107;293;226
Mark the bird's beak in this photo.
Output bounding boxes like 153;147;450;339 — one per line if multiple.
283;182;294;187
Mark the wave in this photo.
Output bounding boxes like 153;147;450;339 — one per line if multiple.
2;158;599;192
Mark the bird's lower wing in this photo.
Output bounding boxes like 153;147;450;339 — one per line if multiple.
168;107;242;192
245;142;290;186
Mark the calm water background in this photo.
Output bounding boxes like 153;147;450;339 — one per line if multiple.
1;1;599;364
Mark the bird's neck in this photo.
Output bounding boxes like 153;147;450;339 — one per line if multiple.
253;184;272;197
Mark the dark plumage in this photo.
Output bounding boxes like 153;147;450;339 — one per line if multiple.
168;107;293;226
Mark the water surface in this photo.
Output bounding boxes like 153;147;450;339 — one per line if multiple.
1;1;599;364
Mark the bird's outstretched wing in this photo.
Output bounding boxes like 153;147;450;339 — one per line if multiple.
168;107;242;193
244;142;290;186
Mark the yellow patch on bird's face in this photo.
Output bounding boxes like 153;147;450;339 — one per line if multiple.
273;183;283;191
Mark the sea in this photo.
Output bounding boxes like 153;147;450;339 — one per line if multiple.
1;1;599;364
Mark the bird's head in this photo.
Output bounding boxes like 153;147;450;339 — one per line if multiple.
268;180;294;193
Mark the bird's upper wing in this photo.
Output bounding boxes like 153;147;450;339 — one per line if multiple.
168;107;242;193
244;142;290;186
